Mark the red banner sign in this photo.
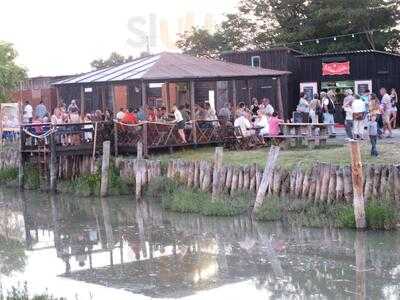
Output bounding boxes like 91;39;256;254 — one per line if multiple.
322;61;350;76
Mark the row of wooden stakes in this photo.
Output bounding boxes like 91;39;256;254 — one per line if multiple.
164;159;400;203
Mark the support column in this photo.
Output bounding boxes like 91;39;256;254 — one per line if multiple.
80;85;85;118
190;80;197;144
232;80;237;113
56;86;61;106
276;77;284;119
101;85;107;113
49;130;57;193
166;82;171;112
246;79;251;104
141;81;148;157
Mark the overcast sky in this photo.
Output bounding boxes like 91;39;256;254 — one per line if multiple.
1;0;239;77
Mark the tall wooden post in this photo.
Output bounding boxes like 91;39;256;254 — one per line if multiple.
212;147;224;199
91;122;98;174
113;121;118;156
18;126;24;189
49;129;57;193
80;85;85;118
349;141;366;229
246;79;251;104
232;80;237;112
137;141;143;160
101;85;107;113
141;81;148;157
253;146;280;213
276;77;284;119
190;80;197;144
166;82;171;112
100;141;111;197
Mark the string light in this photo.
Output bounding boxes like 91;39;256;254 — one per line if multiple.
273;29;381;48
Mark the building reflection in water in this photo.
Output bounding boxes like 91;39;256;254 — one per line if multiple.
0;190;400;299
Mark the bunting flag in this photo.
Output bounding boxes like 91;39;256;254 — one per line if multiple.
322;61;350;76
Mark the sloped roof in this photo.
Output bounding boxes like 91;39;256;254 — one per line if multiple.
53;52;290;85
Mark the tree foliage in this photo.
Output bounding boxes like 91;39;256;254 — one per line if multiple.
0;42;26;103
176;0;400;56
90;52;134;69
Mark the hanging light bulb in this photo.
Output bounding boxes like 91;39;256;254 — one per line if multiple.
352;34;355;38
333;36;337;41
316;39;320;44
300;41;303;46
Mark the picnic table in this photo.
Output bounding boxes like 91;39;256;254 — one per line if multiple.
278;122;329;149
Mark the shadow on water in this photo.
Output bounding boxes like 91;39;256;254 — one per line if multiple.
0;188;399;299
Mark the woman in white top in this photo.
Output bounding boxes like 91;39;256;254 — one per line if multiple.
172;105;187;143
254;109;269;136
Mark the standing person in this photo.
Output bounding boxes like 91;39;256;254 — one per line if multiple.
343;89;354;107
352;95;366;140
297;92;310;122
369;93;382;137
390;88;398;129
380;87;393;138
121;108;138;125
250;98;259;116
67;99;79;114
172;105;187;143
68;108;81;145
368;114;379;157
321;92;336;136
309;94;321;124
24;101;33;123
35;100;48;119
343;102;354;140
262;98;274;117
116;108;126;121
83;114;93;142
254;109;269;136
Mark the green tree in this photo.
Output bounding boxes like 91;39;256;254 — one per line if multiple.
90;52;134;69
0;42;26;103
176;0;400;55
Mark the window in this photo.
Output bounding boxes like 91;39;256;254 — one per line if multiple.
251;56;261;68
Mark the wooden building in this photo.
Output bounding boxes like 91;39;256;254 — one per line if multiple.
53;52;289;117
222;48;400;123
10;75;71;113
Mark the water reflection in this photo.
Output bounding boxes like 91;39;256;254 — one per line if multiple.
0;189;399;299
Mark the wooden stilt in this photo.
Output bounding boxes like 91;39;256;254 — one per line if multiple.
100;141;111;197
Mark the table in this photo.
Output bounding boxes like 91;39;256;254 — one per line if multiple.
279;123;329;148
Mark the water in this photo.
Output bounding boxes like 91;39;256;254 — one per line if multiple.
0;189;399;300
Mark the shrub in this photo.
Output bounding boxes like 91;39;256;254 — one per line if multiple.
366;200;397;230
0;168;18;184
337;206;356;229
24;164;40;190
255;197;282;221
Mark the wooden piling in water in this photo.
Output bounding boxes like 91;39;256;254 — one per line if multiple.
100;141;111;197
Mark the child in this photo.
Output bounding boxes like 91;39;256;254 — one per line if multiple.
368;114;379;157
343;104;354;140
268;112;283;136
172;105;187;143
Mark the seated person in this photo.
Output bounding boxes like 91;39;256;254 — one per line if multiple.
234;112;254;137
254;109;269;136
268;112;283;136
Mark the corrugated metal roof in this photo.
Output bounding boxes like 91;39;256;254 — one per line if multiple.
296;49;400;58
53;52;290;85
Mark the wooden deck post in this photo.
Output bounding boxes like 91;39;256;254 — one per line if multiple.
253;146;280;213
190;80;197;144
141;81;148;157
349;141;366;229
212;147;224;199
232;80;237;112
246;79;251;104
113;121;118;156
80;85;85;118
18;126;25;189
91;122;98;174
276;77;284;119
49;129;57;193
137;141;143;159
100;141;111;197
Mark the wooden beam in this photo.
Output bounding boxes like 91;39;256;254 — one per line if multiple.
190;80;197;144
166;82;171;112
276;77;284;119
80;86;85;118
232;80;237;112
56;86;60;106
101;85;106;113
246;79;251;104
141;81;148;157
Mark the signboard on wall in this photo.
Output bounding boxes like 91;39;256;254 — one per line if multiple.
355;80;372;96
322;61;350;76
0;103;20;136
300;82;318;101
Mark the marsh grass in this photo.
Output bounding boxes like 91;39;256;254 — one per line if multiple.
0;168;18;185
145;177;249;217
59;163;130;197
0;282;65;300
